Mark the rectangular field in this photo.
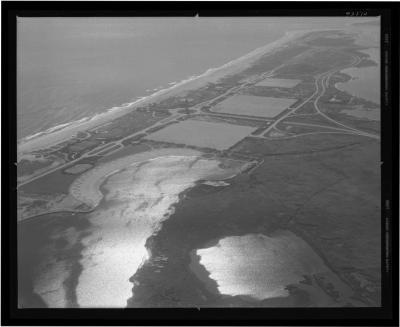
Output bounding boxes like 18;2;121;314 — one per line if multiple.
256;78;301;88
211;95;297;118
144;120;257;150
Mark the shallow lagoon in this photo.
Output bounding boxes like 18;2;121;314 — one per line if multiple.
27;149;248;307
336;48;380;105
193;231;358;306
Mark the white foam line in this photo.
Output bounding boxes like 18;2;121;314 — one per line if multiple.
18;29;320;154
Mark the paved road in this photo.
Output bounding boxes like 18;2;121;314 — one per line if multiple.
17;64;285;188
17;52;379;188
262;71;329;136
264;53;380;140
313;56;380;140
17;112;183;188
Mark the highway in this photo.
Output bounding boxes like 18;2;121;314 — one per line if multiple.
17;64;285;188
18;52;379;188
264;53;380;140
314;58;380;140
262;71;329;136
17;112;184;188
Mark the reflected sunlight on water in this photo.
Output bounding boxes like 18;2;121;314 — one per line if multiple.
75;155;236;307
196;231;330;300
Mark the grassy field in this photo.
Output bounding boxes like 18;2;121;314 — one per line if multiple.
321;103;381;134
19;168;79;195
18;159;53;177
232;133;367;157
128;132;380;307
17;30;382;308
98;143;150;163
255;78;301;88
283;115;347;129
144;120;257;151
64;164;93;175
212;95;297;118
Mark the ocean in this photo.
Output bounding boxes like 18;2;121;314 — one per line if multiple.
17;17;378;141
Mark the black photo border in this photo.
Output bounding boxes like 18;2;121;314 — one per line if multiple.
2;2;399;326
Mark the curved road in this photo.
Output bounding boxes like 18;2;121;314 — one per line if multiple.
18;52;379;189
267;53;380;140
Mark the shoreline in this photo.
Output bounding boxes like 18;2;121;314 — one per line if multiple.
334;40;380;106
17;29;313;155
69;149;203;209
74;153;248;307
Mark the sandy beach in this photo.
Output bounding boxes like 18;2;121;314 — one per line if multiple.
17;29;311;156
16;19;382;309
